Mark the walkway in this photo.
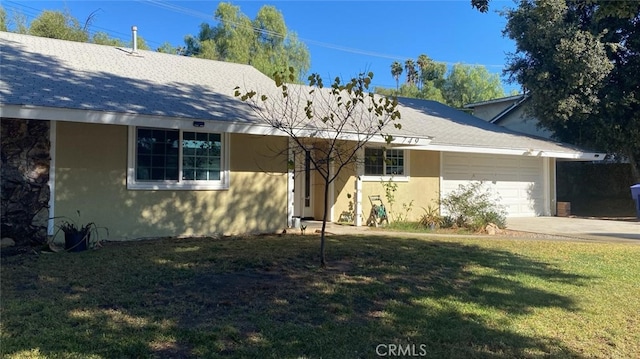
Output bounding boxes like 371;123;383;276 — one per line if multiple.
294;216;640;244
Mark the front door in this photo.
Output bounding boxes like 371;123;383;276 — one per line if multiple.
293;149;313;219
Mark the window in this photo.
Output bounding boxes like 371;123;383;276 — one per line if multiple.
128;127;229;190
364;147;407;177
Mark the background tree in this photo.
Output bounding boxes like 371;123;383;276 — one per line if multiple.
391;61;403;92
416;54;447;102
184;2;310;82
502;0;640;182
92;31;125;46
156;41;182;55
378;55;504;108
443;63;505;108
28;10;88;42
0;7;7;31
404;59;418;85
235;69;401;267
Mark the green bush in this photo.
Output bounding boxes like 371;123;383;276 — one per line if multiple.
439;215;455;229
440;181;507;231
418;204;441;229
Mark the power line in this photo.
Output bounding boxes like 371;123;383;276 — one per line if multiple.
4;0;507;70
139;0;506;69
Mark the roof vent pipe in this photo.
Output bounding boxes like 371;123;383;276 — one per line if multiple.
131;26;138;53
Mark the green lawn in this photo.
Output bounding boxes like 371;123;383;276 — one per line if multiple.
1;234;639;358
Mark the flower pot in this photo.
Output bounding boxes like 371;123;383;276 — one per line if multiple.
65;232;89;252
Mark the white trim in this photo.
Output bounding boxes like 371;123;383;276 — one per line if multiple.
361;147;410;182
398;144;605;161
287;140;295;227
329;160;335;222
463;94;525;108
361;175;410;183
47;121;57;236
2;105;283;136
355;155;363;226
126;126;230;190
543;157;551;216
1;104;431;148
550;158;557;216
439;151;444;210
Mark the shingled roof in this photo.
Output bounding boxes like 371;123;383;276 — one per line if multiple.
395;97;601;159
0;32;602;159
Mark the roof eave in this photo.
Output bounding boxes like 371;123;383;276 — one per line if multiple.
0;104;283;136
394;143;605;160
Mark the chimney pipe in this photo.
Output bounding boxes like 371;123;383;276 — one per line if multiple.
131;26;138;53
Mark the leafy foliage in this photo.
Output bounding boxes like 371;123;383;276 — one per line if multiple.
380;177;414;223
50;210;109;251
418;204;441;229
28;10;88;42
183;2;310;82
378;55;505;109
502;0;640;182
0;7;6;32
235;68;401;266
440;181;507;231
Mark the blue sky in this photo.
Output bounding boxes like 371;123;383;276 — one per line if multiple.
6;0;519;92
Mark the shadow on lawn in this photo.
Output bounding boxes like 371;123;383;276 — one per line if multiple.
1;235;594;358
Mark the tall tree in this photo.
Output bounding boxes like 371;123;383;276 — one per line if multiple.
391;61;403;92
0;7;7;31
404;59;418;85
249;5;310;81
92;31;125;47
183;2;310;82
28;10;88;42
156;41;182;55
416;54;447;101
502;0;640;182
235;69;401;267
443;63;505;108
378;56;504;108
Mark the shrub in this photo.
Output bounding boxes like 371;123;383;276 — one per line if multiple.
439;215;455;229
418;204;441;229
440;181;507;232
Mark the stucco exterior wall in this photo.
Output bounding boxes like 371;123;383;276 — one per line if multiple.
333;150;441;224
333;162;357;223
53;122;288;240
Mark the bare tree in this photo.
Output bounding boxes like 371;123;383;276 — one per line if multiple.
235;68;401;267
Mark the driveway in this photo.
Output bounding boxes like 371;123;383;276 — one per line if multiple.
507;217;640;243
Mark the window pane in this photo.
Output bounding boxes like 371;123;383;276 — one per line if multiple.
364;148;384;175
183;169;195;181
386;149;404;175
136;128;179;181
182;132;221;181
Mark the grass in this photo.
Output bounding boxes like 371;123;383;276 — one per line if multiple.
1;233;639;358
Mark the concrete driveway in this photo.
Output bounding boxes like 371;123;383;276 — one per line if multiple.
507;217;640;243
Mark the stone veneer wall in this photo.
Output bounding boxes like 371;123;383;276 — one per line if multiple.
1;119;51;245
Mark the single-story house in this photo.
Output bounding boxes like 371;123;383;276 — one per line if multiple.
464;95;637;217
0;32;604;243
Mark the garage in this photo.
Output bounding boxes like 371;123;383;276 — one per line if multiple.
441;152;548;217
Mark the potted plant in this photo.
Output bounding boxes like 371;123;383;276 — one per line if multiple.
51;211;108;252
419;204;441;230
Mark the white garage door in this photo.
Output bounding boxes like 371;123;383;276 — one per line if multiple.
441;153;546;217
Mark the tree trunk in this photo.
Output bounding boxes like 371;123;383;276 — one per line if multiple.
319;179;331;268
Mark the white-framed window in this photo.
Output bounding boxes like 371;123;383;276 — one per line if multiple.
362;147;409;182
127;126;230;190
